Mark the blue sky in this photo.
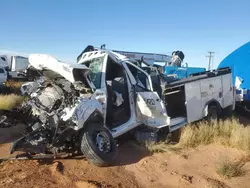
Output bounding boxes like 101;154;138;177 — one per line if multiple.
0;0;250;68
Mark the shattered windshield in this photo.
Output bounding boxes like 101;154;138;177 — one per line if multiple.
87;57;104;89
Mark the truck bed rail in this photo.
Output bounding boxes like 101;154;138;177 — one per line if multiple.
164;67;231;89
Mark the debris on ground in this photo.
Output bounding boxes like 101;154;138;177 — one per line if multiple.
180;174;193;184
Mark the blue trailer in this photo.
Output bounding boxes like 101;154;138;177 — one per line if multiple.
218;41;250;102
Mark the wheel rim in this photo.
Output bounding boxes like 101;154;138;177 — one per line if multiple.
95;131;111;153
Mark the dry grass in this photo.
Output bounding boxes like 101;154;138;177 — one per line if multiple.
5;80;24;89
145;141;181;153
146;118;250;154
0;81;24;109
178;118;250;152
0;94;24;110
216;158;245;178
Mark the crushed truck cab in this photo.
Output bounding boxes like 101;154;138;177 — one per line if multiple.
77;48;176;138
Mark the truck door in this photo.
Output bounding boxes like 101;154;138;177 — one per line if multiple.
124;62;170;128
136;92;170;128
88;54;109;123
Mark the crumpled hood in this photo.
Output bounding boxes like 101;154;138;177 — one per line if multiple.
29;54;90;83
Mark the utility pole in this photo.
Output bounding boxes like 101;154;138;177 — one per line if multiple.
206;51;214;70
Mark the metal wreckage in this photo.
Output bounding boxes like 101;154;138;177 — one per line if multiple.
1;45;235;167
3;47;167;167
7;53;117;167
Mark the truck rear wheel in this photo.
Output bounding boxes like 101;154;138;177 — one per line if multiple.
222;105;233;117
207;105;218;122
80;124;117;167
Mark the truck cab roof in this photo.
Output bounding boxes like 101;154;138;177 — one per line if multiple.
77;50;131;65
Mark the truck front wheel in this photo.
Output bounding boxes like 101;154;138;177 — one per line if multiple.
80;124;117;167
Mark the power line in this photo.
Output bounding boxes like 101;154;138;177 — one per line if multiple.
206;51;215;70
212;54;214;69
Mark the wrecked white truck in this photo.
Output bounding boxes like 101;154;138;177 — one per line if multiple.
9;47;235;167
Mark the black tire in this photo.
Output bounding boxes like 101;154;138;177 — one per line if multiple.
207;105;218;122
222;105;233;117
80;123;117;167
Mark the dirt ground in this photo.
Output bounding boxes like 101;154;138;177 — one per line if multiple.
1;125;250;188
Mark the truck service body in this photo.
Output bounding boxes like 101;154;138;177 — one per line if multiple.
76;48;235;135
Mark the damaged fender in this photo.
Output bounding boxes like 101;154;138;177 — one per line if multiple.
64;98;104;131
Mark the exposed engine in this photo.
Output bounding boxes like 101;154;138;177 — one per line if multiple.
24;78;91;123
11;75;93;155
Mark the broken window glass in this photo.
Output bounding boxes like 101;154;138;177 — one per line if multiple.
126;63;150;91
88;57;104;89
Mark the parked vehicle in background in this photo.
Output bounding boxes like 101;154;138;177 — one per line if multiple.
0;55;29;70
0;56;9;71
0;54;38;81
0;67;7;83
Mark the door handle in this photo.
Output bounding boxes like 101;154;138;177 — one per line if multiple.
156;99;160;102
